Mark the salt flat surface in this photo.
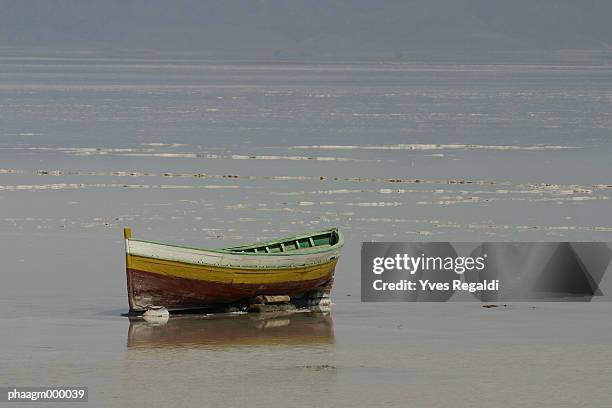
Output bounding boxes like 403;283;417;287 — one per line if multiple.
1;57;611;407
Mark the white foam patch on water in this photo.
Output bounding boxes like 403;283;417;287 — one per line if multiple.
120;152;198;158
353;217;612;232
1;146;368;162
228;154;362;162
289;143;580;151
346;202;403;207
0;183;242;191
272;189;367;196
139;142;185;147
1;167;609;198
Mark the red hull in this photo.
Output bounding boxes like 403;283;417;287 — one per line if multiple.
128;268;333;311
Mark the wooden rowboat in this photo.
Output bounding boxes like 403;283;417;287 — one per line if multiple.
124;227;344;312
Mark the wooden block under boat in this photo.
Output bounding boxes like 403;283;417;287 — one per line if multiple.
253;295;291;304
248;303;297;313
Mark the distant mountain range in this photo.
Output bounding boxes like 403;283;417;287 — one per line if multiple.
1;0;611;62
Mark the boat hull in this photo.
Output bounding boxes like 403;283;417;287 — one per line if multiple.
124;227;343;312
127;255;337;311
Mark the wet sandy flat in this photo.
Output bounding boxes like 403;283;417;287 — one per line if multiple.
3;301;612;407
1;56;611;407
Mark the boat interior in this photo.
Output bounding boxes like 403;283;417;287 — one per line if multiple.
229;229;340;254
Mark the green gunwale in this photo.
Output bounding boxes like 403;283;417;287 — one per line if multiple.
128;227;344;257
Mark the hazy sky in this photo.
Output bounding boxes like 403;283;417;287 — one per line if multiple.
1;0;611;61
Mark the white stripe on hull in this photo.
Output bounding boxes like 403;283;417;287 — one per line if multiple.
126;240;341;269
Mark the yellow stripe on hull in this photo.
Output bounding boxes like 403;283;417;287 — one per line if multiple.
127;254;338;284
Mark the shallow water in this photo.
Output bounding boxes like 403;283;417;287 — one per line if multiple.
4;302;612;407
1;56;611;407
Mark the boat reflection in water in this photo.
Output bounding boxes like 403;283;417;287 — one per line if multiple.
127;312;334;349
